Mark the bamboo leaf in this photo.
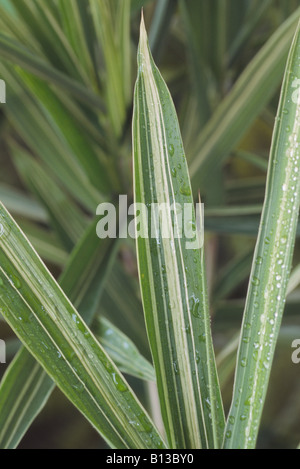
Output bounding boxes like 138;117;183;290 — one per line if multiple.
0;203;165;449
224;20;300;449
133;16;225;449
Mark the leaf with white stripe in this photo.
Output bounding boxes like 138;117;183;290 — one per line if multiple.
223;19;300;450
0;219;116;449
132;17;225;449
0;202;165;449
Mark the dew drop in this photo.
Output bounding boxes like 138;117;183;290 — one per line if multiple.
256;256;263;266
229;415;235;425
244;397;251;406
173;361;180;375
72;382;85;394
252;277;260;287
180;184;191;197
198;333;206;343
10;275;21;289
104;359;114;373
190;294;201;318
241;358;247;367
168;144;175;156
112;372;127;392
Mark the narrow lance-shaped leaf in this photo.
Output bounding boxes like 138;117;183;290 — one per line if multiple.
133;17;225;449
0;218;114;449
224;20;300;449
0;203;165;449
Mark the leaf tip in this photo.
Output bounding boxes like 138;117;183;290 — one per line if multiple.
139;9;147;50
138;10;151;73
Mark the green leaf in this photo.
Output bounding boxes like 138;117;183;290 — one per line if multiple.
0;218;116;449
179;0;211;126
57;0;97;86
0;348;54;450
0;184;47;223
14;69;111;194
228;0;273;64
0;64;101;211
12;148;88;250
0;203;165;449
17;220;68;268
133;16;225;449
89;0;131;137
101;259;150;360
286;263;300;295
212;249;253;303
93;317;155;382
0;32;104;111
9;0;91;84
224;20;300;449
189;8;300;193
148;0;176;62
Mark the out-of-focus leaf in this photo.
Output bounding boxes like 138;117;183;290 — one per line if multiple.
93;317;155;382
190;9;300;194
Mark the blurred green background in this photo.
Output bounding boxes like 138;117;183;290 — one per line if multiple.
0;0;300;448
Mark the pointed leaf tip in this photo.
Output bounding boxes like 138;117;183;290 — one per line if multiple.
139;10;147;49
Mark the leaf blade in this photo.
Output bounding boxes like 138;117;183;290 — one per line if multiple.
133;17;225;449
224;20;300;449
0;203;165;449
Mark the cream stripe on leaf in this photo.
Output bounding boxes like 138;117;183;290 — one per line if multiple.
133;16;225;449
224;20;300;450
0;202;165;450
